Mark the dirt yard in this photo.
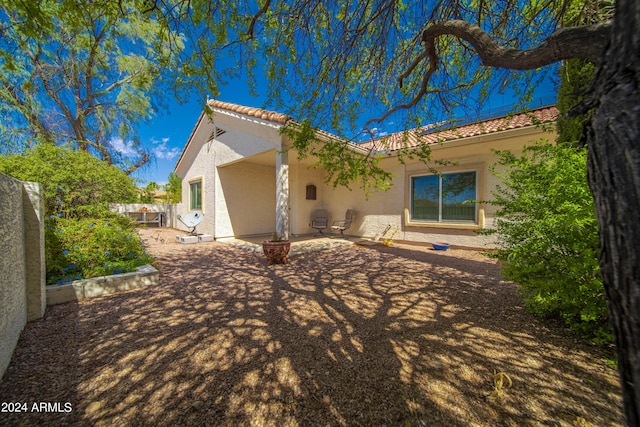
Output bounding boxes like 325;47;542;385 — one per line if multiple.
0;228;623;426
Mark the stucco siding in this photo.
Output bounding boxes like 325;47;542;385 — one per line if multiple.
177;137;215;235
211;115;283;166
0;174;45;379
217;162;276;238
312;126;554;248
176;103;555;248
288;158;327;235
0;174;27;379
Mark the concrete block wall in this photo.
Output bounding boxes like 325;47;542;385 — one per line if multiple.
110;203;179;229
0;173;46;379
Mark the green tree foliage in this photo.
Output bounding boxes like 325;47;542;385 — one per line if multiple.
45;215;154;286
556;59;595;144
139;181;159;203
0;144;138;217
163;172;182;204
0;144;151;284
146;0;604;133
482;142;608;341
555;0;612;145
0;0;184;174
482;0;612;343
139;0;608;193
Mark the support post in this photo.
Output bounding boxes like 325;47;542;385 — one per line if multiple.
275;147;289;240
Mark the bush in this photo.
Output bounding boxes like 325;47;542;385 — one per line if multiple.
0;144;153;285
45;213;154;285
482;141;610;343
0;143;138;217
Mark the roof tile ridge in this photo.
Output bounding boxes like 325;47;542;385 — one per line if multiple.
207;99;292;124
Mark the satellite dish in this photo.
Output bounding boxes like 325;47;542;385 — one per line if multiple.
178;212;204;235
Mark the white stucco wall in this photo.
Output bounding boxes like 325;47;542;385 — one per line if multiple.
177;133;216;235
175;108;287;238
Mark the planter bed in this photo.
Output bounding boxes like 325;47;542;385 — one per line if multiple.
46;264;158;305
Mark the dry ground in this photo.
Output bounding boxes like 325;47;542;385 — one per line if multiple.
0;228;623;426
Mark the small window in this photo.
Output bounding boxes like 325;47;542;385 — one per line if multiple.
190;180;202;211
411;171;476;223
306;184;316;200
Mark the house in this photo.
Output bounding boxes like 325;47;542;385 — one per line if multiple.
173;99;558;248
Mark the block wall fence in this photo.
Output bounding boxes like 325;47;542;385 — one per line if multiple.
0;173;46;379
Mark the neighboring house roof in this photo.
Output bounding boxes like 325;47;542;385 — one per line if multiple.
359;106;559;152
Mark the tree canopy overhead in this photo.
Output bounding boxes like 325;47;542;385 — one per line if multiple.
144;0;610;135
0;0;184;174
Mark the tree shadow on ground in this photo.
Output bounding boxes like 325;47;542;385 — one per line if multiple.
0;230;623;426
0;301;81;426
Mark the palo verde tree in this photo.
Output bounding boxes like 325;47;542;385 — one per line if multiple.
0;0;185;174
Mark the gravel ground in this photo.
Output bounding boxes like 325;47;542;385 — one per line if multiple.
0;228;623;426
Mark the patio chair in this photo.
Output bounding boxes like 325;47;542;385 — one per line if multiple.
310;209;329;236
331;209;355;238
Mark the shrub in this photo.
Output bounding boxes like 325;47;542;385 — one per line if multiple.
0;144;153;284
482;141;610;343
0;143;138;217
45;213;154;285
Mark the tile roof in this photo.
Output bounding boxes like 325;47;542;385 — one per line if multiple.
207;99;292;124
176;101;558;174
359;106;559;152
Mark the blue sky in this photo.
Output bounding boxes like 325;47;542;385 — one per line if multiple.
130;83;267;186
130;69;558;187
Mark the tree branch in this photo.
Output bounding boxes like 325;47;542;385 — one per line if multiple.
364;34;439;128
124;150;150;175
247;0;272;39
422;19;611;69
367;19;611;127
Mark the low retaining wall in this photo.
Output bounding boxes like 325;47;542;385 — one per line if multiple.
46;265;159;305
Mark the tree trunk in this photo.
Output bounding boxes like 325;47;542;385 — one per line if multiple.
585;0;640;424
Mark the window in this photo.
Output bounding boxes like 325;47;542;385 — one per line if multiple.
190;180;202;211
411;171;477;222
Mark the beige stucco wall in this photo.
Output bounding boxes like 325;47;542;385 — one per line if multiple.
0;174;27;379
217;161;276;237
309;126;555;248
0;174;45;379
289;159;327;235
22;182;46;321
